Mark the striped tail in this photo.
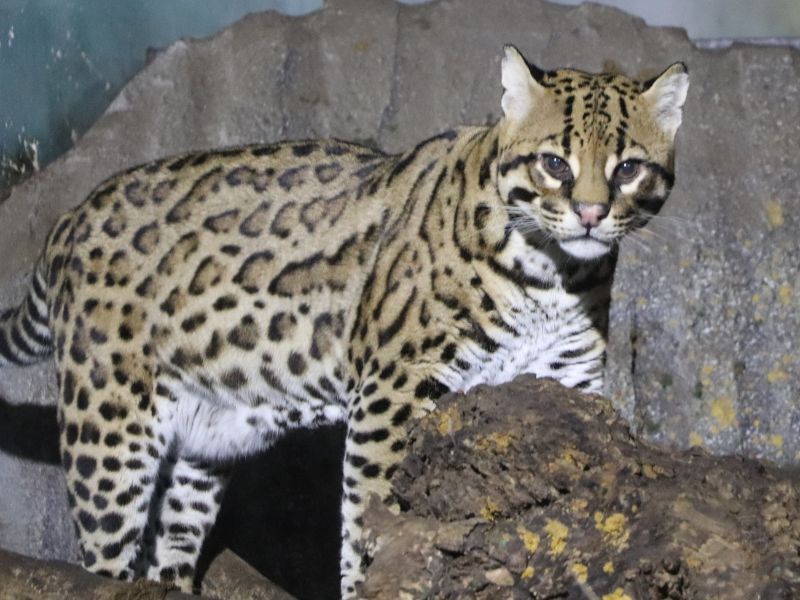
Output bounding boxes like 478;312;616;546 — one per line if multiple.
0;259;53;367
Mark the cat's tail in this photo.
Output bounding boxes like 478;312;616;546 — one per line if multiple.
0;257;53;367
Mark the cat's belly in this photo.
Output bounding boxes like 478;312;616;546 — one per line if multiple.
157;360;349;462
173;393;348;461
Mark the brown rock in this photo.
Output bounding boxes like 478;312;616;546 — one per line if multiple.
362;376;800;599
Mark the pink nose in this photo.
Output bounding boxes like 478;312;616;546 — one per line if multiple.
571;202;609;228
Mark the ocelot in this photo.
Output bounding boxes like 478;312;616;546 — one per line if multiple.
0;45;688;597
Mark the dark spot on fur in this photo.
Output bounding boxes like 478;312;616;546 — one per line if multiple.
78;510;98;532
100;512;124;533
288;352;307;376
75;455;97;478
181;312;207;333
221;368;247;389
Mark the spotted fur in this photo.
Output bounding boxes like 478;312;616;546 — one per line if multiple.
0;46;688;596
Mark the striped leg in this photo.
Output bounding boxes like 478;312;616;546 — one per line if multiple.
340;429;392;599
339;383;417;598
146;458;228;592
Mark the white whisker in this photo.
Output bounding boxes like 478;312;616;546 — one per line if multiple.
623;230;654;254
641;220;690;243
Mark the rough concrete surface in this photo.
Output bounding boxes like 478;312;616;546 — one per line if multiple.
0;547;260;600
0;0;798;597
607;44;800;466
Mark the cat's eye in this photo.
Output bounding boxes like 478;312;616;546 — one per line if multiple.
615;160;641;182
542;154;572;181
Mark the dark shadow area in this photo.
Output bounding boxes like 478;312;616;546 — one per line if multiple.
198;424;346;600
0;396;61;464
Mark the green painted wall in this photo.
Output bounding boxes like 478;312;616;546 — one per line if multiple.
1;0;799;195
0;0;321;195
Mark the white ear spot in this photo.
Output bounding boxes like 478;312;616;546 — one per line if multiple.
643;62;689;138
501;45;537;121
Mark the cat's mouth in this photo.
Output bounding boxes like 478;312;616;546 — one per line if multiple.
561;230;609;242
558;235;612;260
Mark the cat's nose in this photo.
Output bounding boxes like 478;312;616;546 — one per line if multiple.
571;202;609;228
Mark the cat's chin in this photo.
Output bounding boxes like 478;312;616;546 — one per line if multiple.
558;237;612;260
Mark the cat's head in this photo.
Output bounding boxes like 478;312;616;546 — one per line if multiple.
496;45;689;260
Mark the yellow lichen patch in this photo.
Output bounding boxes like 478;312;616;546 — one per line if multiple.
778;284;793;306
545;519;569;556
710;397;737;429
644;463;673;478
481;498;500;521
767;368;789;384
688;431;704;447
475;431;514;453
562;448;590;469
436;405;462;436
570;562;588;583
701;364;715;377
602;588;633;600
549;448;590;476
516;525;540;554
771;434;784;449
765;199;784;229
570;498;589;513
352;39;371;52
685;553;703;569
751;293;762;304
521;566;534;580
603;561;615;574
594;512;630;549
642;464;656;479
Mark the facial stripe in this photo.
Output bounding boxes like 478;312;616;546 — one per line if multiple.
507;187;538;203
498;153;536;176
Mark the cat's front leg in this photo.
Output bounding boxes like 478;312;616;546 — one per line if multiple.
338;374;429;598
534;328;608;394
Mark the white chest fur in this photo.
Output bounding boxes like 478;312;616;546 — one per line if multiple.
439;287;600;392
439;232;607;395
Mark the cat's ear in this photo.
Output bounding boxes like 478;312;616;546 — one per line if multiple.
501;45;546;122
641;62;689;138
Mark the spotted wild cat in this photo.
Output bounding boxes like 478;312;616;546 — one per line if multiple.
0;45;688;596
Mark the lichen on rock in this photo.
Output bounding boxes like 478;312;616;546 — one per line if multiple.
363;377;800;599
